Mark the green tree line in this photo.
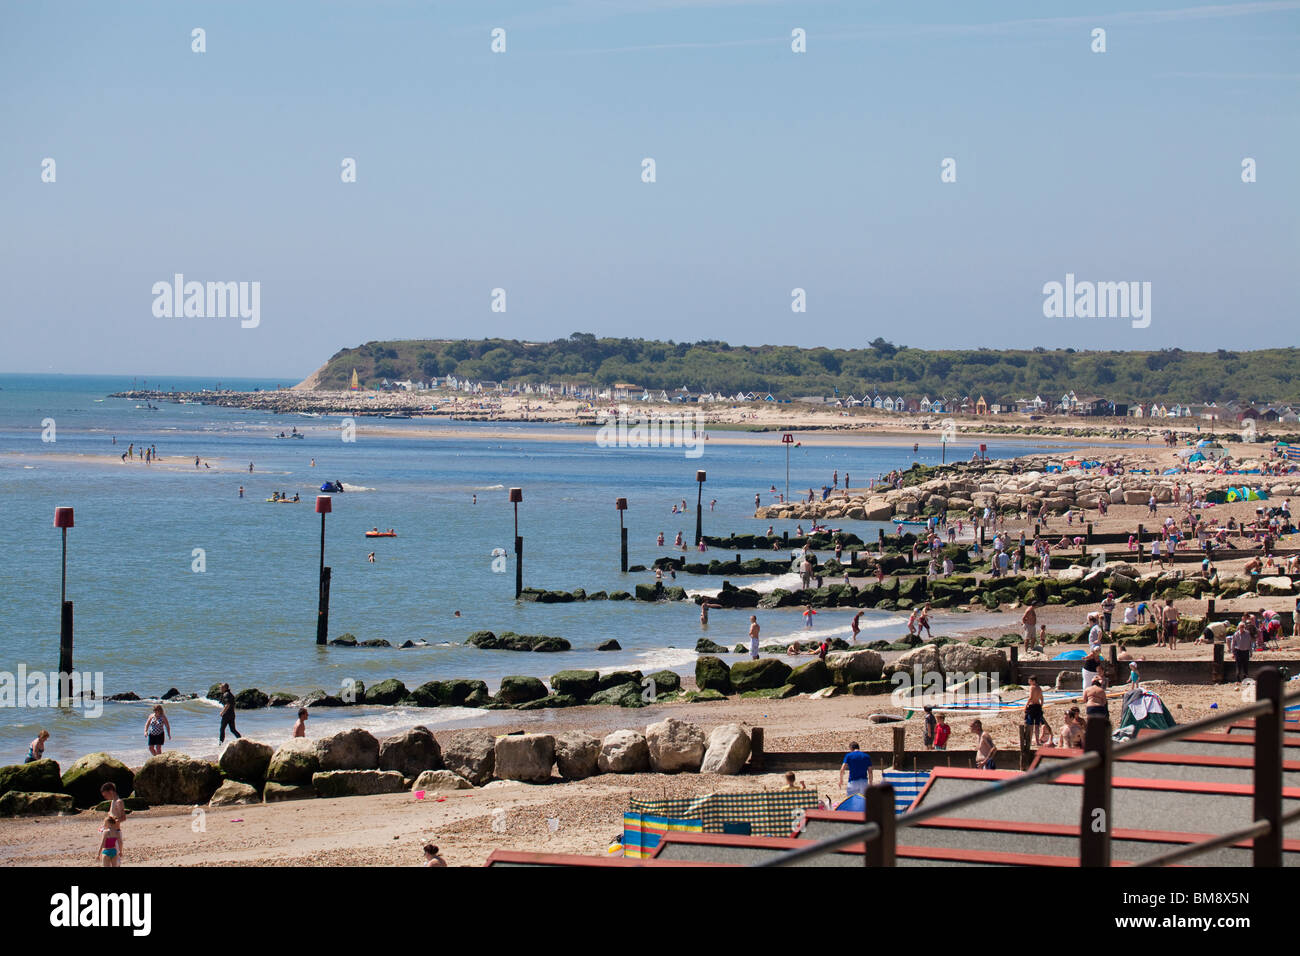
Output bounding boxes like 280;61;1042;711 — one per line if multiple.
309;334;1300;405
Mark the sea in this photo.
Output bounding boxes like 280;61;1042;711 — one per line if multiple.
0;373;1071;765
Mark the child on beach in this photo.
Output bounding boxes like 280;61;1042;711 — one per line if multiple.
98;815;123;867
423;844;447;867
100;783;126;826
933;714;951;750
802;605;816;629
26;730;49;763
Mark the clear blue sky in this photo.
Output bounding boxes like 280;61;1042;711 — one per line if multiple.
2;0;1297;378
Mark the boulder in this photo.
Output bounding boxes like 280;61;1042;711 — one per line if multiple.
787;659;833;693
493;733;556;783
1055;670;1082;690
597;670;643;691
1258;576;1295;596
408;681;444;707
0;758;62;797
311;770;407;798
495;675;548;705
938;644;1008;677
700;723;752;775
729;658;792;692
515;693;579;710
265;738;322;785
644;669;682;696
314;728;380;771
646;718;706;773
378;726;443;776
884;644;942;678
442;730;496;786
411;769;474;792
234;688;269;709
587;682;644;707
436;679;490;707
0;791;75;816
555;732;602;780
549;669;600;701
825;648;884;686
60;752;134;809
133;752;222;805
263;781;316;803
209;780;260;807
695;656;732;694
363;679;408;705
217;739;274;785
597;730;650;773
597;639;622;650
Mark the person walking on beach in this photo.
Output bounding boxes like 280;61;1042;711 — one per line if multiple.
217;683;241;743
1161;599;1180;649
970;721;998;770
850;610;862;644
98;814;124;868
293;708;309;737
144;704;171;755
748;616;760;660
839;741;873;797
26;730;49;763
1101;592;1116;635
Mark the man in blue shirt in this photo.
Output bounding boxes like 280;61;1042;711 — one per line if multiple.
838;741;874;798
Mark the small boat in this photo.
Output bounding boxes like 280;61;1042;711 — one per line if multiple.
266;497;300;503
381;413;412;419
891;517;928;526
365;530;397;538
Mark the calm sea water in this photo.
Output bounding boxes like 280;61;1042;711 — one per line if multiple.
0;373;1066;765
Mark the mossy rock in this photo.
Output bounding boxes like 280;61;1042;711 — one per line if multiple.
608;591;633;601
695;656;732;694
408;681;444;707
267;692;297;707
363;678;408;705
587;682;644;707
495;676;548;705
597;670;643;691
550;669;599;700
645;670;682;696
91;796;150;813
730;658;793;692
60;753;135;808
436;679;489;706
514;693;579;710
847;681;894;696
739;687;786;699
0;758;62;797
788;659;832;693
683;689;727;702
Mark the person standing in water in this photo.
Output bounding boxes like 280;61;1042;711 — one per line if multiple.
748;616;761;660
217;683;241;744
144;705;171;755
850;610;862;643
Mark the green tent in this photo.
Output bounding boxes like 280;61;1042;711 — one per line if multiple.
1117;686;1177;734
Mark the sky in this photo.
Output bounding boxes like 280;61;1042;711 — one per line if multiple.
1;0;1297;379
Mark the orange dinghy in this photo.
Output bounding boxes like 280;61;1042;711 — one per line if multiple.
365;530;397;538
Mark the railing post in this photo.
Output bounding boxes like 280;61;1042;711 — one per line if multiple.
749;727;765;772
891;726;905;769
1211;642;1225;684
1254;667;1283;867
864;783;896;867
1010;645;1019;685
1080;715;1112;867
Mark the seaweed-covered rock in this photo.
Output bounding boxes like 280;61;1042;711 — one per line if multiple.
0;791;75;816
437;679;490;707
695;656;731;694
362;679;408;705
729;658;792;693
587;682;644;707
787;659;833;693
60;753;134;808
644;670;682;696
826;648;885;686
209;780;260;807
696;638;729;653
408;681;444;707
234;688;269;709
0;758;62;798
495;676;548;705
549;669;599;701
597;670;644;691
515;694;579;710
311;770;407;798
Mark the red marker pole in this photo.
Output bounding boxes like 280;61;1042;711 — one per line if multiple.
315;495;332;645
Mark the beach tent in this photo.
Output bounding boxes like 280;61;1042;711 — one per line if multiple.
1188;453;1206;463
1117;686;1177;734
834;772;930;815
